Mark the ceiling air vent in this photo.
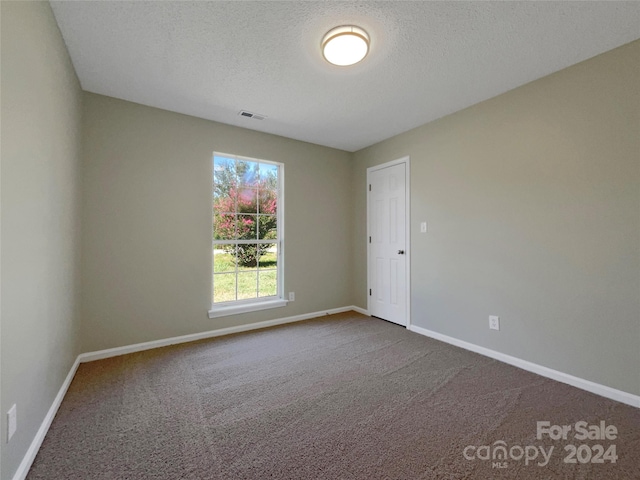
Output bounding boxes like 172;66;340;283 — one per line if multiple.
239;110;266;121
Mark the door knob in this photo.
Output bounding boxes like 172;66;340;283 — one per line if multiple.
398;250;405;255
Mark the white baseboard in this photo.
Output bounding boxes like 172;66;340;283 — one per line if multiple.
78;305;362;363
351;305;369;316
11;357;81;480
407;324;640;409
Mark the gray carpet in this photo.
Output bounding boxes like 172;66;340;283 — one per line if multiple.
27;312;640;479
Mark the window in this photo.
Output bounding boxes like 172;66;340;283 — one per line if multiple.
209;153;286;318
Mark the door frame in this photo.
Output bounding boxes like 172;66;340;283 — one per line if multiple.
366;156;411;327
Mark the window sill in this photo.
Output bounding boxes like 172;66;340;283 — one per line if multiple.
208;298;288;318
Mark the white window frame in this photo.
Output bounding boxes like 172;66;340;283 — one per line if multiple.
208;153;287;318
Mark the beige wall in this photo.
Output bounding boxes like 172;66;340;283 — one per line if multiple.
80;93;353;352
1;2;83;478
353;40;640;396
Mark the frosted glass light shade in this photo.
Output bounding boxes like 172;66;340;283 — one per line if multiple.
322;26;370;66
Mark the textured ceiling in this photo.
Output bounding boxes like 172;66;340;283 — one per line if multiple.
50;1;640;152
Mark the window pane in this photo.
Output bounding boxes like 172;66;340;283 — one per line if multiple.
237;243;260;268
237;188;258;214
237;271;258;300
213;184;238;214
258;189;277;215
258;243;277;297
238;160;259;187
258;244;277;269
214;156;236;178
213;248;236;273
258;215;277;240
213;214;236;240
237;215;257;240
214;156;237;202
213;273;236;303
258;270;277;297
259;163;278;183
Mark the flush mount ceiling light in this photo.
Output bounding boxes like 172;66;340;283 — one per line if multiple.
322;25;370;66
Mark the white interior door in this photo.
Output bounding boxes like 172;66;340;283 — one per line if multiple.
368;161;408;326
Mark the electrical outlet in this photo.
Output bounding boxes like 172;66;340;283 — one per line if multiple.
7;404;17;442
288;292;295;301
489;315;500;331
420;221;427;233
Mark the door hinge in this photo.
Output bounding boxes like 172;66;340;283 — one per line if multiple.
369;236;371;243
369;289;372;296
369;184;371;191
